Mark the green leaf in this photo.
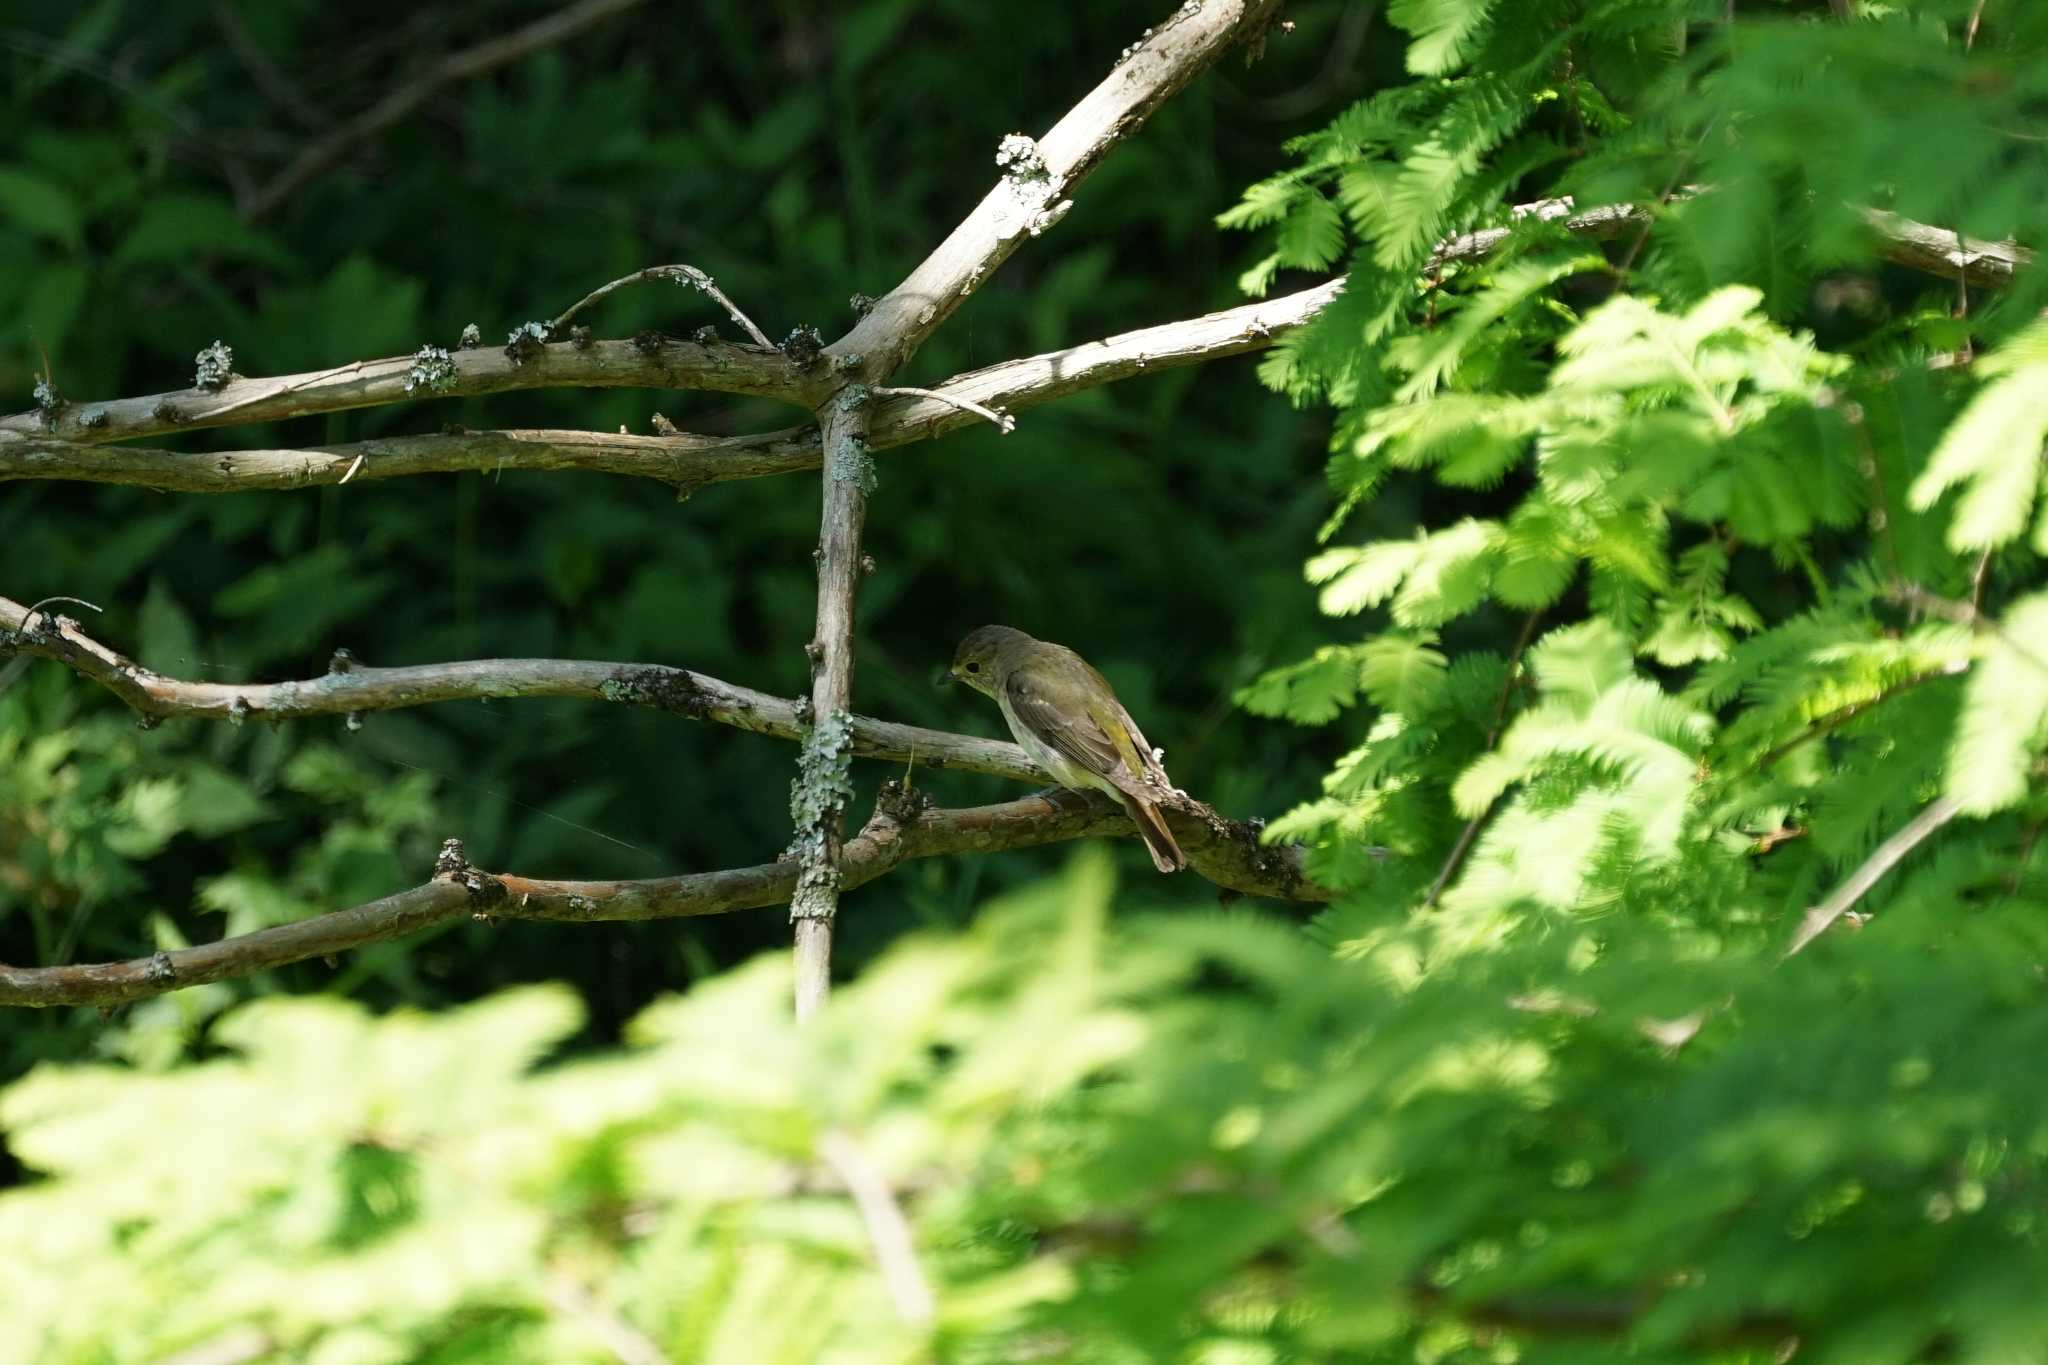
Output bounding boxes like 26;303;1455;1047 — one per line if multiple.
1387;0;1498;76
0;166;83;247
110;194;294;271
1236;646;1362;725
1945;593;2048;815
136;578;201;677
1907;318;2048;553
1358;632;1449;717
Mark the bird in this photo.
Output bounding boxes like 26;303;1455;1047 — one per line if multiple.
949;625;1187;873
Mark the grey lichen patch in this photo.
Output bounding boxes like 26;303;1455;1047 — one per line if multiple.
780;325;824;368
504;321;551;363
600;667;710;717
569;325;593;349
434;837;471;880
193;340;234;392
32;376;62;428
403;345;458;396
147;951;177;983
152;398;184;425
788;709;857;913
691;324;719;345
226;695;251;727
827;385;876;493
458;323;483;349
849;291;877;316
82;408;108;429
996;133;1048;182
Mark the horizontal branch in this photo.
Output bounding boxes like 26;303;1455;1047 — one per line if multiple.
0;787;1330;1008
0;425;819;495
6;196;2025;493
1;337;822;446
863;279;1343;443
0;594;1040;782
1435;197;2031;292
1858;208;2034;292
0;284;1339;493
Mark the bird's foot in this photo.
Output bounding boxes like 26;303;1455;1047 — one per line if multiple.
1030;785;1082;814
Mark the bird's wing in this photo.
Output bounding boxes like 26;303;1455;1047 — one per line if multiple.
1004;660;1158;796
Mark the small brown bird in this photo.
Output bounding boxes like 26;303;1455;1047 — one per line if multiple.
949;625;1187;873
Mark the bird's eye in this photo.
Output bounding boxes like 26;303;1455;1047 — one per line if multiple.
965;661;981;673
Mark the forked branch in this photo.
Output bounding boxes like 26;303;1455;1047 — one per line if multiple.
828;0;1286;379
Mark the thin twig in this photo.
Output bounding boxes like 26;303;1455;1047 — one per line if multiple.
210;0;329;128
1425;610;1542;908
242;0;647;220
551;265;776;350
1615;122;1715;280
17;595;102;629
1784;795;1964;956
1969;547;1994;613
817;1129;936;1325
1892;582;2048;678
540;1274;673;1365
872;386;1014;434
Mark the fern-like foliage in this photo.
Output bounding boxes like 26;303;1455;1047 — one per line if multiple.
1221;4;2048;1348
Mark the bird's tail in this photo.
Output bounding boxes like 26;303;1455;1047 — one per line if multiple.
1122;794;1187;874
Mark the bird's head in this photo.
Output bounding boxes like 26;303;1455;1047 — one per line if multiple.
949;624;1030;698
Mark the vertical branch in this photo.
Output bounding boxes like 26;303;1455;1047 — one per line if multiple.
790;386;876;1020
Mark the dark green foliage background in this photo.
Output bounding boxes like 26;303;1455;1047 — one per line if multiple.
7;2;2048;1360
1;0;1372;1062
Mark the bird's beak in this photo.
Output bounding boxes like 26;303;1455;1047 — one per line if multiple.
935;669;956;689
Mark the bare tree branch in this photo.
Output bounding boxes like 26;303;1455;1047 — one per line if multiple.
1859;208;2033;292
828;0;1286;379
790;391;877;1020
4;198;2020;470
0;791;1331;1009
0;339;820;446
817;1128;936;1325
1784;795;1965;957
864;279;1342;443
0;425;819;495
539;1275;674;1365
0;594;1044;783
0;280;1337;493
242;0;648;221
